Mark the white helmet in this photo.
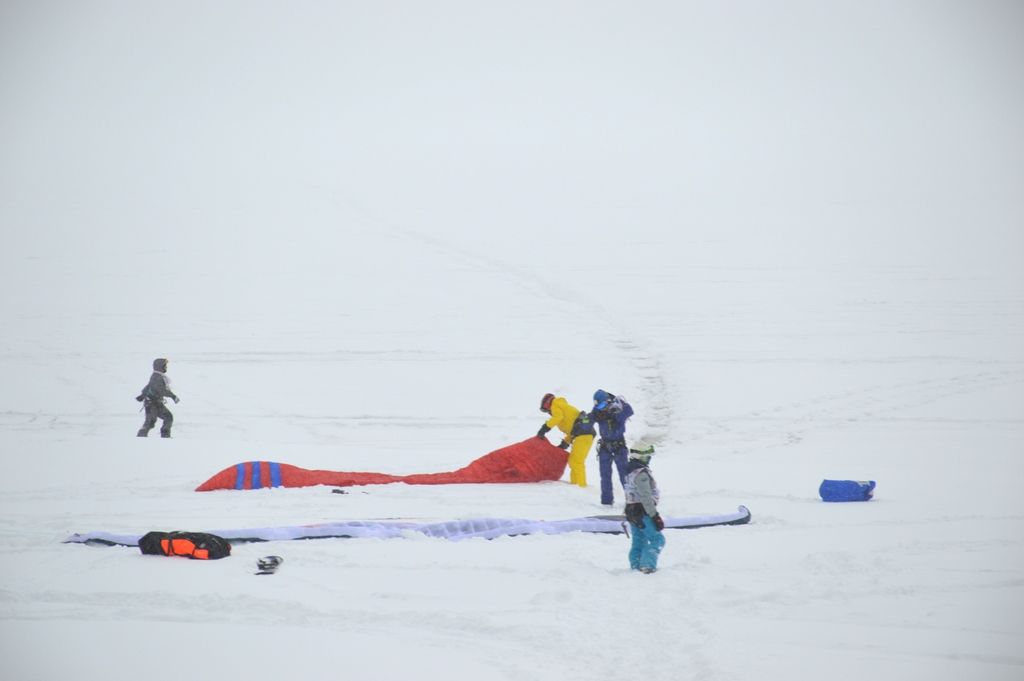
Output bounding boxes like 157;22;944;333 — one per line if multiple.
628;440;655;461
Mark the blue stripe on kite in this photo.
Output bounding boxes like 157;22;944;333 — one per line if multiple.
270;462;282;487
234;463;246;490
252;461;262;489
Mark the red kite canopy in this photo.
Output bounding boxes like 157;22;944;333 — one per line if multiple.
195;438;569;492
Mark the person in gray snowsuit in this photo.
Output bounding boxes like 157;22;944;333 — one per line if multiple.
136;358;179;438
623;441;665;573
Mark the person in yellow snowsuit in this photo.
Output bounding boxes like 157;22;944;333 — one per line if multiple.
536;393;596;487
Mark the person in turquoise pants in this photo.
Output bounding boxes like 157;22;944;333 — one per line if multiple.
622;441;665;573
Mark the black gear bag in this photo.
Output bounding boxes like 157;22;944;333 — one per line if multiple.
138;531;232;560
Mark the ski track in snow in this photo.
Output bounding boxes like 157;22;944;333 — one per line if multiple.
684;367;1024;456
322;197;677;445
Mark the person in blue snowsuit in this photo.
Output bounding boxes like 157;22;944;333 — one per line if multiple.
591;389;633;506
623;441;665;573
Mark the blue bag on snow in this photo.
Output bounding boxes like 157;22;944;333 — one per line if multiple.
819;479;876;502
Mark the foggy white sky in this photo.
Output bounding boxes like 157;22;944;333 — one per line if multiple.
1;1;1021;315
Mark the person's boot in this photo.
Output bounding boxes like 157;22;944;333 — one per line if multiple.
160;431;171;438
137;429;148;437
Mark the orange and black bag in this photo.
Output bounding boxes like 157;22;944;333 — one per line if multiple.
138;531;232;560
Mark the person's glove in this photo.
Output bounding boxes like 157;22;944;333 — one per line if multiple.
557;440;569;450
625;503;644;528
652;514;665;531
135;395;144;402
172;396;180;404
536;424;551;439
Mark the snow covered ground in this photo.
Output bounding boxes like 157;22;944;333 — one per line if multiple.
2;2;1022;680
